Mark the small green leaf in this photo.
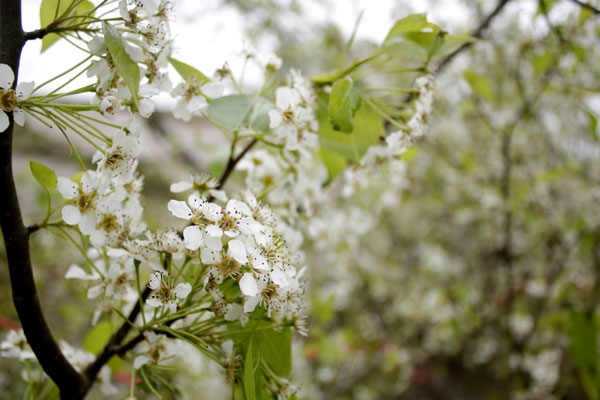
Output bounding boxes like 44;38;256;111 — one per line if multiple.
30;161;57;191
103;22;140;108
329;77;362;133
464;70;495;102
168;57;209;84
318;92;382;161
206;94;253;131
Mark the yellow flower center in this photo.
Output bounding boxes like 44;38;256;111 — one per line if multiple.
0;89;18;112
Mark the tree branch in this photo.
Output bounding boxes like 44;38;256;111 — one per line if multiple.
436;0;513;72
0;1;87;398
569;0;600;14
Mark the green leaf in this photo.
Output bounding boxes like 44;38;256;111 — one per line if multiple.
40;0;94;52
382;14;441;62
168;57;209;84
463;70;495;102
103;22;140;108
247;98;274;133
206;94;254;131
83;320;112;354
243;340;260;400
384;14;435;38
318;92;383;161
30;161;57;191
255;328;292;376
328;77;362;133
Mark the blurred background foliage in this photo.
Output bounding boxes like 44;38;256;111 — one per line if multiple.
2;0;600;398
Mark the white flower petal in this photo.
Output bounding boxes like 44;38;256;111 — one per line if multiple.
239;273;258;296
170;181;193;193
148;271;162;290
201;248;219;264
12;109;25;126
270;269;288;287
174;282;192;299
183;225;203;250
16;81;34;99
0;111;9;132
62;205;81;225
0;63;15;88
244;294;260;313
167;199;192;220
228;239;248;264
224;303;242;321
133;355;150;370
57;177;77;199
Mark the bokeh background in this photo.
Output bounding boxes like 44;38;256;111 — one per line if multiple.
2;0;600;398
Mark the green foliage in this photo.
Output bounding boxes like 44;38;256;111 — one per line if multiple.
168;57;210;84
103;21;140;109
30;160;57;191
318;92;382;164
328;77;362;133
40;0;94;52
464;69;495;102
382;13;473;63
568;311;600;399
206;95;274;132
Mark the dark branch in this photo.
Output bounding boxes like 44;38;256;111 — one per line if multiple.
0;1;87;398
436;0;513;72
569;0;600;14
24;28;47;42
84;286;151;382
217;138;257;190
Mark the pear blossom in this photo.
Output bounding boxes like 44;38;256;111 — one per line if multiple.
0;63;34;132
146;271;192;312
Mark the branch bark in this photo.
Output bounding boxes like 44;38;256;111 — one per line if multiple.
436;0;513;73
0;0;87;398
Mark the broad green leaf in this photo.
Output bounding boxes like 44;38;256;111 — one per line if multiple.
255;328;292;376
168;57;209;83
243;340;260;400
103;22;140;108
319;92;383;161
329;77;362;133
464;70;494;102
30;160;57;191
382;14;441;62
247;98;274;133
40;0;94;52
206;94;253;131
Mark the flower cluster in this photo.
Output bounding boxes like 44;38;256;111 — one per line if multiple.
168;188;307;324
58;121;145;248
